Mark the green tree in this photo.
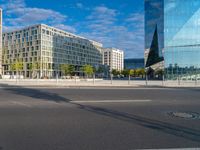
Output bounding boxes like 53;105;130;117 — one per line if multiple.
111;69;120;76
97;66;104;74
121;69;129;77
134;68;145;78
155;69;164;79
60;64;75;76
129;69;134;76
81;65;94;78
10;60;24;78
121;69;134;77
139;68;145;78
135;69;140;77
15;60;24;77
10;63;16;76
29;62;41;78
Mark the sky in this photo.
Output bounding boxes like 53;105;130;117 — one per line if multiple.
0;0;144;58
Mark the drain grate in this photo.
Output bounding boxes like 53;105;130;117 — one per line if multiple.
168;112;200;120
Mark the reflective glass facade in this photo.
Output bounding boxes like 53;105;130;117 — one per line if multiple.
145;0;164;54
145;0;200;80
165;0;200;80
124;58;144;70
145;0;164;70
0;9;2;75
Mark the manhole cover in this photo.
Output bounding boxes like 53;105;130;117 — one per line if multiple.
168;112;200;120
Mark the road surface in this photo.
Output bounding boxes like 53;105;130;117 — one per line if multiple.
0;84;199;150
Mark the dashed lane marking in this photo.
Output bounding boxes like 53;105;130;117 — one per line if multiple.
71;99;152;103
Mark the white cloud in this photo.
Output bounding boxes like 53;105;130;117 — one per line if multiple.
6;8;66;25
1;0;74;33
0;0;25;10
1;1;144;58
53;24;76;33
81;7;144;58
2;25;24;32
126;13;144;23
87;6;117;25
76;3;83;9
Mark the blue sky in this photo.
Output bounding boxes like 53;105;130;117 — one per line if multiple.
0;0;144;58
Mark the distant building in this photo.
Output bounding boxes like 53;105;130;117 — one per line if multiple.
124;58;144;70
103;48;124;72
2;24;103;78
0;9;2;75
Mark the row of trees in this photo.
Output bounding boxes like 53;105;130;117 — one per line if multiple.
9;61;157;79
10;61;41;78
60;64;95;77
9;61;96;78
112;68;146;78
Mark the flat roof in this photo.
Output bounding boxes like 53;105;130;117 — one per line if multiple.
3;23;103;46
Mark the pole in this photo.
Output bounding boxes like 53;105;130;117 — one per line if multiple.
75;74;77;84
56;72;58;85
93;74;95;85
162;73;164;86
178;75;180;85
195;74;197;86
111;74;113;84
145;72;148;86
128;75;130;85
37;72;39;85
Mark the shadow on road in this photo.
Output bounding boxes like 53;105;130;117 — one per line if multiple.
0;83;70;103
75;103;200;143
1;83;200;143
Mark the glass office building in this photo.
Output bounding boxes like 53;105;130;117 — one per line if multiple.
145;0;164;69
145;0;200;80
0;9;2;75
124;58;144;70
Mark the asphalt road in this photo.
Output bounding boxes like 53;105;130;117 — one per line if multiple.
0;84;200;150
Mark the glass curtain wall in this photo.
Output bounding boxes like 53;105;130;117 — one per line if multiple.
164;0;200;80
145;0;164;66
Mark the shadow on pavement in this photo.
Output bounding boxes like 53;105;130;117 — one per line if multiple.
0;83;70;103
74;103;200;143
1;83;200;143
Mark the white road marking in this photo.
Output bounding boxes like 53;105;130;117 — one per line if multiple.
10;101;32;108
71;99;151;103
140;148;200;150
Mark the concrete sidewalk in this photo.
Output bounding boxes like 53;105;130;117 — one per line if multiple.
0;79;200;88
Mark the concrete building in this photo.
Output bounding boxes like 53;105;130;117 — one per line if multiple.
0;9;2;75
2;24;103;78
103;48;124;72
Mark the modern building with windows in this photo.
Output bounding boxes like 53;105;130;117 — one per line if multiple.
103;48;124;72
124;58;144;70
145;0;200;80
145;0;164;75
0;9;2;76
2;24;103;78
